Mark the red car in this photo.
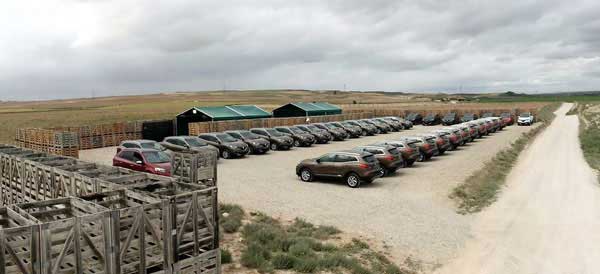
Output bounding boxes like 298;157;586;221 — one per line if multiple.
113;148;172;176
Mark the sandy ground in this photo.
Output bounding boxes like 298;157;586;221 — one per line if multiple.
435;103;600;274
79;123;533;269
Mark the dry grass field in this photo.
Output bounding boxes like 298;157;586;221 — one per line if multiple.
0;90;548;144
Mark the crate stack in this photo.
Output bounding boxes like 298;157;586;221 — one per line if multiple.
77;121;143;149
0;144;221;274
15;128;80;157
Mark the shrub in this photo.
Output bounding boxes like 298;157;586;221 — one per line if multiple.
241;243;271;269
219;204;244;233
272;253;296;269
220;249;232;264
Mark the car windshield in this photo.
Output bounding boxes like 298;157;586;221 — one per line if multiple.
444;114;455;119
143;151;170;163
216;134;238;143
306;125;320;131
425;114;435;119
520;113;531;117
341;122;353;126
290;127;305;134
184;138;207;147
464;114;473;118
266;129;284;137
407;113;417;119
325;124;337;129
140;142;163;150
331;123;343;127
501;113;511;118
239;131;260;139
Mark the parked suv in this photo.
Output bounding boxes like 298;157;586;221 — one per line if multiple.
345;120;378;136
225;130;271;154
500;112;514;125
441;112;460;125
427;132;451;154
295;125;332;144
361;119;391;133
250;128;294;150
275;126;316;147
161;136;220;156
422;113;441;126
517;112;535;126
117;139;166;153
370;140;419;167
313;123;348;140
385;116;413;129
113;148;171;176
374;118;403;131
461;113;478;123
406;113;423;125
198;133;250;159
296;151;384;187
351;145;404;176
327;122;362;138
399;136;438;161
434;129;461;150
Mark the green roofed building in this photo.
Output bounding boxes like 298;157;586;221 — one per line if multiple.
176;105;271;135
272;102;342;118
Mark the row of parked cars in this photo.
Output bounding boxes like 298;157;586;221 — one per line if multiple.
112;117;415;176
405;111;517;126
295;117;510;188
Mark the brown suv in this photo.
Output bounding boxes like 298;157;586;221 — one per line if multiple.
399;136;438;162
370;140;420;167
352;145;405;175
296;151;384;188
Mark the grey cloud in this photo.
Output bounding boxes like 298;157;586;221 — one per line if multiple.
1;0;600;100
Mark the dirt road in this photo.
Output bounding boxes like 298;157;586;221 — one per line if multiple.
436;103;600;274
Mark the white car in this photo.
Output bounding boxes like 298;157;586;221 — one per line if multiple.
517;112;535;126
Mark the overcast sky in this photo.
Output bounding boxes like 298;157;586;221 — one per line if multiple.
2;0;600;100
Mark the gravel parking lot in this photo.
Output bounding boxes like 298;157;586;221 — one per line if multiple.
80;124;534;267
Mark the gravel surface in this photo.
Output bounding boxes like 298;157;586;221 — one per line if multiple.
436;104;600;274
79;124;534;268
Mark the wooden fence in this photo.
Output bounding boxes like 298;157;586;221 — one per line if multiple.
0;144;220;274
188;112;374;135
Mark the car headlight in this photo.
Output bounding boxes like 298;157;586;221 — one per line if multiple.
154;167;166;173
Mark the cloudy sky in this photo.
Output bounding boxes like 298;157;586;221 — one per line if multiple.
2;0;600;100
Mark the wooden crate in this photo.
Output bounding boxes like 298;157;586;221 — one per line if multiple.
171;151;217;187
0;206;40;274
16;197;113;274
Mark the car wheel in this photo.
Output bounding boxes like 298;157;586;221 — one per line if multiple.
270;143;278;150
401;160;408;168
362;130;367;136
221;150;231;159
417;152;425;162
345;173;361;188
300;168;314;182
407;160;415;167
293;140;301;147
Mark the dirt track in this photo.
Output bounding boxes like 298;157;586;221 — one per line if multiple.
436;103;600;274
79;124;534;267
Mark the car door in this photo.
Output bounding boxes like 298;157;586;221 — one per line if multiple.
312;153;337;176
114;150;133;168
333;154;357;177
130;152;146;172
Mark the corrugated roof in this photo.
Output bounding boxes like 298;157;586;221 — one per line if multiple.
182;105;271;120
290;102;341;112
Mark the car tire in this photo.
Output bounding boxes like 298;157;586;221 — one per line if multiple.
417;152;425;162
362;130;367;136
345;173;361;188
299;168;314;182
401;160;408;168
221;150;231;159
407;160;415;167
293;140;301;147
270;143;278;150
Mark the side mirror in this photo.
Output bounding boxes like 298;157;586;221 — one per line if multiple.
135;160;143;165
316;159;321;164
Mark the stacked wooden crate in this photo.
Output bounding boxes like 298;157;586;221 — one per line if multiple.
0;145;220;274
75;121;143;149
15;128;79;157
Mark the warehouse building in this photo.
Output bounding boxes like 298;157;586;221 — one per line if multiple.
176;105;271;135
272;102;342;118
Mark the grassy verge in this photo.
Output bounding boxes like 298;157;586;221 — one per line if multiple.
218;203;418;274
573;103;600;175
450;103;561;214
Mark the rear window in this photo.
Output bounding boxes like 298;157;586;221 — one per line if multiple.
388;148;399;155
362;155;378;163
